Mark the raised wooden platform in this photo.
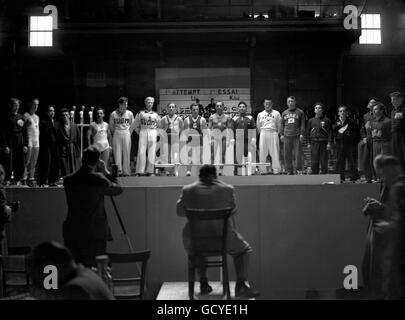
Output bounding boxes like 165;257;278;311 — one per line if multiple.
118;174;341;187
5;177;379;299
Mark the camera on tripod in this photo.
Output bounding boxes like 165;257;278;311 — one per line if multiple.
7;201;20;213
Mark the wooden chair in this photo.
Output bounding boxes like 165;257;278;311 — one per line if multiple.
1;247;32;297
185;208;232;300
106;250;151;300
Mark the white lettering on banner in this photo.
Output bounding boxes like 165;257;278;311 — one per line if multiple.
159;88;251;117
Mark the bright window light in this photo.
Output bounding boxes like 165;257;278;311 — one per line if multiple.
359;14;381;45
29;16;53;47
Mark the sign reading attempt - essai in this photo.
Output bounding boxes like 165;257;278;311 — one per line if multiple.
159;88;251;117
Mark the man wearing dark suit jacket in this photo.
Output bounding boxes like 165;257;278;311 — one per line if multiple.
0;98;28;185
63;146;123;267
56;108;81;177
177;164;259;298
37;105;60;187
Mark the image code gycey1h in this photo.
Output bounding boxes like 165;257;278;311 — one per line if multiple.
0;0;405;304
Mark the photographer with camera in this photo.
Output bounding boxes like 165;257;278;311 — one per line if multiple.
63;146;123;268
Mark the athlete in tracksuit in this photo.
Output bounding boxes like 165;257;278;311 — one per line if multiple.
133;96;161;175
233;101;256;175
280;96;306;175
183;103;208;176
390;91;405;172
109;97;134;176
256;98;281;174
359;99;378;182
368;103;392;158
306;103;332;174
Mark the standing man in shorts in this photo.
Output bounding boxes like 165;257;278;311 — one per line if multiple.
88;108;112;166
23;98;40;186
161;102;183;175
209;101;233;175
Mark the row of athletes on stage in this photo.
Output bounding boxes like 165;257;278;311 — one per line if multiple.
109;92;405;182
1;91;404;186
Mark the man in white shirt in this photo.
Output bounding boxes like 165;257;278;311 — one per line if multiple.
23;98;40;186
256;98;282;174
209;102;233;175
109;97;134;176
133;97;161;176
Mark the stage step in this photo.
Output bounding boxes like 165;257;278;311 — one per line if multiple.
157;281;248;300
155;282;366;300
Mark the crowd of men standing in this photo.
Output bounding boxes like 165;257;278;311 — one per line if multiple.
0;91;404;185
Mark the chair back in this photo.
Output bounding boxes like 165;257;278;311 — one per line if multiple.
106;250;151;299
0;247;32;297
185;208;232;256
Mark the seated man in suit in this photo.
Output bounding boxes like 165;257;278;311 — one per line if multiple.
176;164;259;298
30;241;115;300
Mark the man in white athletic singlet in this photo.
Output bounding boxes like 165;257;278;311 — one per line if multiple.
23;98;40;186
160;102;183;175
109;97;134;176
88;108;112;166
209;101;233;175
133;96;161;176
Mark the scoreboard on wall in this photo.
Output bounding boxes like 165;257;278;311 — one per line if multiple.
158;88;251;118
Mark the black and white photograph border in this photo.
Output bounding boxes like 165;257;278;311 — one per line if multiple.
0;0;405;307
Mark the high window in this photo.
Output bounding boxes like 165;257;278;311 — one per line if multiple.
359;14;381;45
29;16;53;47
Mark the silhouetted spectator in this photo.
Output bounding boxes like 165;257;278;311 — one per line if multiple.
362;155;403;299
63;146;123;267
176;164;260;299
388;176;405;299
30;241;115;300
0;164;12;255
